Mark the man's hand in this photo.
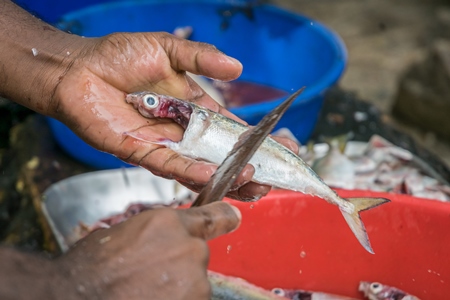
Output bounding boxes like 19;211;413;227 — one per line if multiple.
1;1;299;200
58;202;241;299
0;202;241;300
50;32;298;200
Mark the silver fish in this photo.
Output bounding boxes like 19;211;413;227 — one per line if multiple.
272;287;360;300
191;88;303;207
209;271;288;300
125;92;390;253
312;136;356;190
358;282;420;300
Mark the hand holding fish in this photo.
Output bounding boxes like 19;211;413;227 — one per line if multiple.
58;203;241;300
0;1;291;298
12;27;296;200
53;31;254;198
0;202;240;299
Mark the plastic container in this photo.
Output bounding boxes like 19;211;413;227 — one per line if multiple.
47;118;131;168
42;169;450;299
46;0;347;169
14;0;119;23
209;190;450;299
42;167;191;250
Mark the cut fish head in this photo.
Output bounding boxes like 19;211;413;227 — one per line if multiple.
126;92;194;128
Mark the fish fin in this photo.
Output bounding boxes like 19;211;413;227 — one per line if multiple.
340;197;390;254
123;132;177;148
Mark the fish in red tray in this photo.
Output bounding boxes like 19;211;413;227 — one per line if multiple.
359;282;420;300
271;287;359;300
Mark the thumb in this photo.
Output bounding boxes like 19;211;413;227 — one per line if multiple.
178;202;242;240
158;33;242;82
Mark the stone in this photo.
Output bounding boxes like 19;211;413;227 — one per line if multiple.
436;6;450;39
392;39;450;141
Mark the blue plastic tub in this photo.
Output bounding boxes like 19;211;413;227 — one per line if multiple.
15;0;110;23
46;0;347;169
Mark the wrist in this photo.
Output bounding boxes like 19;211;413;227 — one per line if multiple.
0;246;78;300
0;1;91;116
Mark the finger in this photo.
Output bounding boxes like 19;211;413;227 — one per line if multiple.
130;137;255;189
208;99;248;125
157;32;242;82
230;164;255;191
187;89;248;125
179;202;241;240
226;182;271;201
271;135;300;154
136;148;217;184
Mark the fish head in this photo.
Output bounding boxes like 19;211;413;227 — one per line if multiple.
271;288;287;297
359;281;407;300
271;288;314;299
126;92;193;128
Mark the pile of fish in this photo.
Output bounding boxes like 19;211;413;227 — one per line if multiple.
299;134;450;201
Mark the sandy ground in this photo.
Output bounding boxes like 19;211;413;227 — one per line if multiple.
273;0;450;168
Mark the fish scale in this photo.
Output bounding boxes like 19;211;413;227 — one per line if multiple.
176;103;337;201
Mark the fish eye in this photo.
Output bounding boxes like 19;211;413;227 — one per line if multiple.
271;288;285;297
370;282;383;294
143;94;159;109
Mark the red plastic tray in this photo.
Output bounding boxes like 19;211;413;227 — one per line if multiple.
208;189;450;299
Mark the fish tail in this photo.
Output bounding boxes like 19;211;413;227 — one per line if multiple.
340;197;390;254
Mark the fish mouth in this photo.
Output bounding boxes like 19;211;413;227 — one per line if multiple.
125;93;138;104
125;93;142;111
125;94;133;104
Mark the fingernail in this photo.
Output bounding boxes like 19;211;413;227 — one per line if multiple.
239;184;270;202
225;55;242;66
229;205;242;221
251;194;263;201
